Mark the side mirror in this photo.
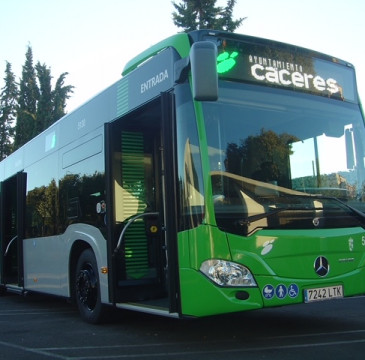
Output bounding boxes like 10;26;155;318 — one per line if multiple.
190;41;218;101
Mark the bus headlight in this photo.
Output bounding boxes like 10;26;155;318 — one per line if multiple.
200;259;257;287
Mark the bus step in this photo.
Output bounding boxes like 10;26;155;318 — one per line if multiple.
115;301;178;318
5;284;28;296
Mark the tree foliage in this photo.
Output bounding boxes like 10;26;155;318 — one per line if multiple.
35;62;53;135
0;62;18;159
14;46;39;149
0;46;74;152
14;46;74;149
172;0;245;32
52;72;73;124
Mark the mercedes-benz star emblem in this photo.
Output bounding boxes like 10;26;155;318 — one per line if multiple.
314;256;330;277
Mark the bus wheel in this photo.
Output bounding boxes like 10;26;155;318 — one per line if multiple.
75;249;105;324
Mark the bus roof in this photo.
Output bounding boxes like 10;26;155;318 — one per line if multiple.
122;33;191;76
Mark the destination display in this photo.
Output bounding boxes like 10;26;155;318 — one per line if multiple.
216;38;356;102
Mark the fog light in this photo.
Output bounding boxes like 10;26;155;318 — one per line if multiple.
236;291;250;300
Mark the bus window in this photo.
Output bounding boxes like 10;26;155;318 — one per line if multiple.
176;84;205;230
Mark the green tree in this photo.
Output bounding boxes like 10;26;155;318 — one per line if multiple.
52;72;73;123
0;62;18;160
15;45;39;149
216;0;245;31
36;63;73;132
172;0;245;32
35;62;53;135
14;46;74;150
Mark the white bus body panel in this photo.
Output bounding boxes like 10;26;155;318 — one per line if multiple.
23;224;109;303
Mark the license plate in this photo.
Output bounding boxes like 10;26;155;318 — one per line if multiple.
304;285;343;303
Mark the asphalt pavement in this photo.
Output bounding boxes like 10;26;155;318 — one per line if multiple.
1;292;365;359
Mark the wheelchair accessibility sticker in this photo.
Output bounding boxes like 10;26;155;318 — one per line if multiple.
263;284;299;300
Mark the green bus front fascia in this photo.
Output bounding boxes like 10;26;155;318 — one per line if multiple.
177;225;365;317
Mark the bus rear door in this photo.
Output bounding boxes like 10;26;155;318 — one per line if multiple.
0;172;26;290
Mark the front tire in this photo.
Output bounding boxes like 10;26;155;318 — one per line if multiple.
75;249;105;324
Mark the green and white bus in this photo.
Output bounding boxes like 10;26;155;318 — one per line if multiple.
1;30;365;323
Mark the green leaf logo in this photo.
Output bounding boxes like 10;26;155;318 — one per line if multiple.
217;51;239;74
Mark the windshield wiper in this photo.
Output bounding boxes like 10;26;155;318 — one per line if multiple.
282;194;365;221
238;203;326;225
237;207;289;227
328;196;365;221
233;207;293;236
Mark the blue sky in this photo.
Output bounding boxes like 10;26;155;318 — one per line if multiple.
1;0;364;112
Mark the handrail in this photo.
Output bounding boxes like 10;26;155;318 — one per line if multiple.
4;235;18;256
114;212;159;254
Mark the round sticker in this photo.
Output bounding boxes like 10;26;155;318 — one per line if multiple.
288;284;299;298
263;284;275;299
276;284;287;299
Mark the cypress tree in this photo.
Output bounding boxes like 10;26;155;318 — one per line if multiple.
15;45;39;149
14;46;74;150
35;62;53;133
52;72;73;123
36;64;73;131
0;62;18;159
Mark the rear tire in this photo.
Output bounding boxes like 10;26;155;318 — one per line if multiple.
75;249;106;324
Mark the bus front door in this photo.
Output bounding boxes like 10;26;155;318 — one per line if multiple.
0;172;26;288
107;95;178;312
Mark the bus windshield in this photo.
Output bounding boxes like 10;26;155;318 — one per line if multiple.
204;81;365;235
